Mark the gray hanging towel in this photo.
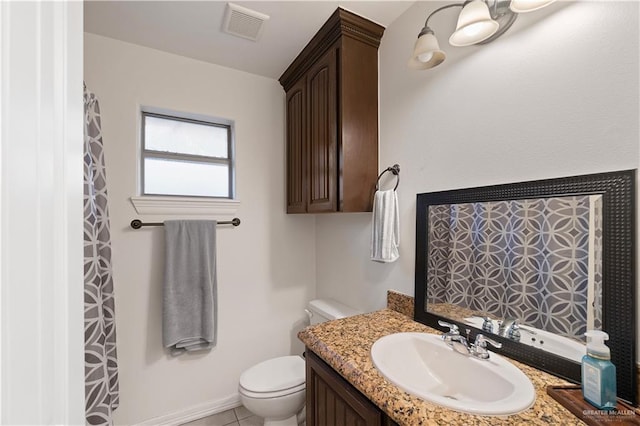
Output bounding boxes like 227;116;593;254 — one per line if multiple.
163;220;217;355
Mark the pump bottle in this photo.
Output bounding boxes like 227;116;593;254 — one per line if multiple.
582;330;616;410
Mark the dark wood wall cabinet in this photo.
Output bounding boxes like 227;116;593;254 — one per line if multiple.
306;349;399;426
279;8;384;213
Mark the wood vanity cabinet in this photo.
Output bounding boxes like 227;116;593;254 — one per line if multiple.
306;349;399;426
279;8;384;213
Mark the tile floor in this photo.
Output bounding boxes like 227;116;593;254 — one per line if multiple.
181;405;262;426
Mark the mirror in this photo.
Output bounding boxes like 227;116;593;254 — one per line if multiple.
414;170;636;404
426;194;603;362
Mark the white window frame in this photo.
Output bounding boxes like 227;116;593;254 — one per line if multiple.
141;110;235;199
131;107;240;216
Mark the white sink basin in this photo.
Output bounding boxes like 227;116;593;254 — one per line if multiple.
370;333;536;416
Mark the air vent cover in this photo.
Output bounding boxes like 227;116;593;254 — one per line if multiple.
223;3;269;42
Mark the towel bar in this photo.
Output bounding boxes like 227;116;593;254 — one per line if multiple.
130;218;241;229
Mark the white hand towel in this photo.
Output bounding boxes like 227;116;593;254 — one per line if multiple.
371;189;399;263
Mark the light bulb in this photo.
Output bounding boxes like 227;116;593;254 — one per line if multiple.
449;0;499;46
418;52;434;63
462;23;483;37
510;0;556;13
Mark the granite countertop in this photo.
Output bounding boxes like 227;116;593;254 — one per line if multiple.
298;308;584;426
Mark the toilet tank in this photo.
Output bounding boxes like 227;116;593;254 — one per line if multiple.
306;299;361;325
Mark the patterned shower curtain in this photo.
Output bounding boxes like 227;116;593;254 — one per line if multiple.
84;84;119;425
427;196;602;341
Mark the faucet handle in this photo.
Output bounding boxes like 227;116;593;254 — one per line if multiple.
438;320;459;335
474;334;502;349
508;322;521;341
471;334;502;360
481;317;494;333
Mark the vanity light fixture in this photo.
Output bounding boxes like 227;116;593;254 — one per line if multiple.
449;0;499;47
409;0;556;70
509;0;556;13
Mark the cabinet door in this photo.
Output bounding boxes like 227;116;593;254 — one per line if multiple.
306;47;337;213
306;350;383;426
286;79;307;213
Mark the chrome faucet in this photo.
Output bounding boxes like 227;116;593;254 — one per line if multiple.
498;318;521;342
470;334;503;359
438;320;470;355
438;320;459;340
508;322;521;341
439;320;502;360
481;316;494;334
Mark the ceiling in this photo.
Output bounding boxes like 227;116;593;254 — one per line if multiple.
84;1;415;80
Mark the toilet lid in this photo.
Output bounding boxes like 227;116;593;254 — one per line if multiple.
239;356;305;393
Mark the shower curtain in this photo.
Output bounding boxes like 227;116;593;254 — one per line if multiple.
427;196;601;340
84;84;119;425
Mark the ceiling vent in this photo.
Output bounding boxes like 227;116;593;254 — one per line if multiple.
222;3;270;42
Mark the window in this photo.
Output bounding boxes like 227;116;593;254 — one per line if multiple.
141;110;234;198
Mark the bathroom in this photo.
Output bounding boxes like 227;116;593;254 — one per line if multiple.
1;0;638;425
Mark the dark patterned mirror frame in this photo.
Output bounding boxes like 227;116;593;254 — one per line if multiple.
414;169;637;405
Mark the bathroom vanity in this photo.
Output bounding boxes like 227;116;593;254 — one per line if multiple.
299;306;584;426
306;350;398;426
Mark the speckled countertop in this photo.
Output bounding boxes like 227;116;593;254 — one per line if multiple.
298;306;584;425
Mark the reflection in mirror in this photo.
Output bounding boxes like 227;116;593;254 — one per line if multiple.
413;170;636;404
462;316;587;362
426;195;603;361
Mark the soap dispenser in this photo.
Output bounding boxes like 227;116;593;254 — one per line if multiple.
582;330;617;410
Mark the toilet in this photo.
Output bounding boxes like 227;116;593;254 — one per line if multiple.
238;299;361;426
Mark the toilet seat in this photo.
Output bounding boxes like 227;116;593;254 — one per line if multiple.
239;382;305;399
239;355;305;399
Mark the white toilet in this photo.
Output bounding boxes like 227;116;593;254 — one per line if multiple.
238;299;361;426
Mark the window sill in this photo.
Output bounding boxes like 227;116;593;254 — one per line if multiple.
130;196;240;216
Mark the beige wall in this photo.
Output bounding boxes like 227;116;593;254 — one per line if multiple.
316;1;639;328
84;33;316;425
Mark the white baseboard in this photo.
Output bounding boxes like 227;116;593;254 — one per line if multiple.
134;394;242;426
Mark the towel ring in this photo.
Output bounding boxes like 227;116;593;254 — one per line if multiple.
375;164;400;191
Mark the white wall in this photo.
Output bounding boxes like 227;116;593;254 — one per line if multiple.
1;2;85;424
316;2;639;315
84;33;316;425
84;3;639;422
